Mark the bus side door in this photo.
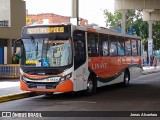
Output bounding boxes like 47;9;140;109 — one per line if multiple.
73;30;88;91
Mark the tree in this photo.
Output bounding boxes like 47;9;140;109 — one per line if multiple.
104;10;121;28
153;21;160;50
104;10;148;50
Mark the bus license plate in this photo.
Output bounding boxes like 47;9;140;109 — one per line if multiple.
37;86;46;89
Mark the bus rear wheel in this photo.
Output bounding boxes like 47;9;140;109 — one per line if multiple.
122;71;130;87
85;75;97;95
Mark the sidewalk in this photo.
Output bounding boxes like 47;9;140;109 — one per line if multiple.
0;79;23;96
0;79;38;103
0;66;160;102
143;65;160;74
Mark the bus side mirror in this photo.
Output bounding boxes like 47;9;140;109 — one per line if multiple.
13;38;21;54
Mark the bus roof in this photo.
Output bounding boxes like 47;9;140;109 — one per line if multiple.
74;25;141;39
23;24;141;39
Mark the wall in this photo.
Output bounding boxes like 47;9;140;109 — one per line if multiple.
0;0;26;64
0;0;26;39
26;13;88;26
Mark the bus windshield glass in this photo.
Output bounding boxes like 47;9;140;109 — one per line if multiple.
22;38;72;67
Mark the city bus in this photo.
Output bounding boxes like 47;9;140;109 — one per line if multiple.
14;24;142;95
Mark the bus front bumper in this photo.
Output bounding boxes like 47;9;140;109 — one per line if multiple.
20;79;73;93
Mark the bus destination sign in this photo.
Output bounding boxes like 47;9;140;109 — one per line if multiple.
27;27;64;34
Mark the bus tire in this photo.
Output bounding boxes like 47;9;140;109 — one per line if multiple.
85;75;97;95
122;70;130;87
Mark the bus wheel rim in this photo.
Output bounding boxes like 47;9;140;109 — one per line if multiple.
87;80;93;92
125;74;129;84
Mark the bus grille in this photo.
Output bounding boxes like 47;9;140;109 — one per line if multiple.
25;81;59;89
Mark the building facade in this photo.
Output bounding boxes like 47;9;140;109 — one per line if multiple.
26;13;88;26
0;0;26;64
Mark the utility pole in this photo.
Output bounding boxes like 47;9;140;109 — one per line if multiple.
120;9;128;34
71;0;79;25
148;20;153;66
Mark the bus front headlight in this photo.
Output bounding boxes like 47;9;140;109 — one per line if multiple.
60;73;72;82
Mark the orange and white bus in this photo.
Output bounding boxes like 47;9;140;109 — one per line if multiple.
14;24;142;95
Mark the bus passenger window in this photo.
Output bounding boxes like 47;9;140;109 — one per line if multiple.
117;37;125;56
131;39;137;56
110;43;117;56
102;41;109;56
99;34;109;56
109;35;117;56
137;39;141;56
87;33;98;57
125;38;131;56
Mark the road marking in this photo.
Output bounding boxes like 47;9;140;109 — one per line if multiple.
54;101;96;104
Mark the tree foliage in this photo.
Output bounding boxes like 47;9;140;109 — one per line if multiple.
104;9;160;50
104;10;121;28
104;10;149;50
153;21;160;50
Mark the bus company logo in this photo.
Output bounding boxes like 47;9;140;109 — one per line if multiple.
92;63;107;70
2;112;12;117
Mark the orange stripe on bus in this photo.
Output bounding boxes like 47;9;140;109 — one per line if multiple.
20;79;29;90
88;56;142;78
56;80;73;92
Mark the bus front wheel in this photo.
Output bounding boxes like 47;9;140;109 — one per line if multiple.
85;75;97;95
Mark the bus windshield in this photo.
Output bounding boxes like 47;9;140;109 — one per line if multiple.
22;37;72;67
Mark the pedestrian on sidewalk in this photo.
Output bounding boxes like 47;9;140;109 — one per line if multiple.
150;55;154;66
153;56;158;70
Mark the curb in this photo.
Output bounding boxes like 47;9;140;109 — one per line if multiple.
0;92;39;103
142;70;160;75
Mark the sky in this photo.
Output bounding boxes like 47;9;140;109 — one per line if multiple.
24;0;114;27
